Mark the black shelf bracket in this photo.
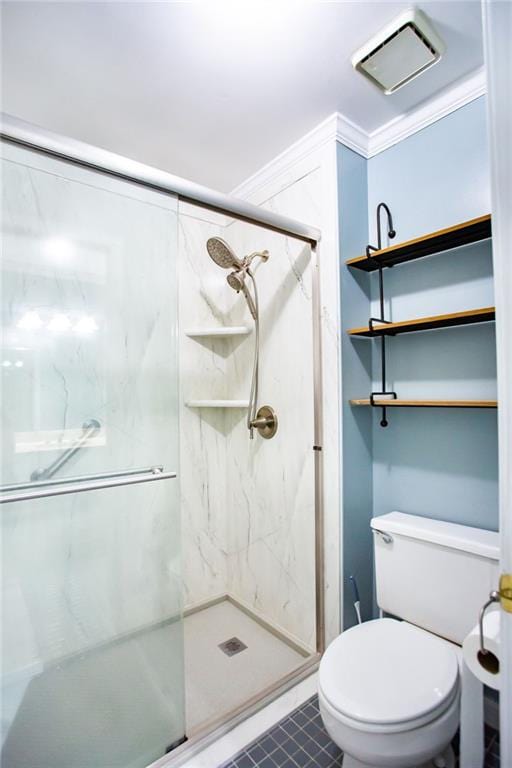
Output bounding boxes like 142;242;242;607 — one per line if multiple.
366;203;397;427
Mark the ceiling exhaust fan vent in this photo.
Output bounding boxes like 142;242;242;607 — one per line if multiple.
351;8;445;95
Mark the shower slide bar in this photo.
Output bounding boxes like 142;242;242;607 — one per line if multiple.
30;418;101;482
0;113;321;245
0;466;176;504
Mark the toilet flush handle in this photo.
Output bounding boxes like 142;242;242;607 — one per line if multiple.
373;529;393;545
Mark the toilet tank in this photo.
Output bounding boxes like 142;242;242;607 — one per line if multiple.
371;512;500;645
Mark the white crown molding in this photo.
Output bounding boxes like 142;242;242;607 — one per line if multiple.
367;67;487;156
232;67;487;199
231;112;370;200
334;113;370;157
231;112;341;200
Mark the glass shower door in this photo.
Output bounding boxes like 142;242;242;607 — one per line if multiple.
0;143;184;768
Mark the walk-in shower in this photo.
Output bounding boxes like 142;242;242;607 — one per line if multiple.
206;236;277;439
0;113;323;768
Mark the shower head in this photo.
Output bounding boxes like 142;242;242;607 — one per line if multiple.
227;269;257;320
206;236;266;321
227;271;245;292
206;237;243;270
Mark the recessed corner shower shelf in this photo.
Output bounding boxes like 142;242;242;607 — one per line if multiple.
185;326;251;338
347;307;496;337
345;214;492;272
350;399;497;409
185;400;250;409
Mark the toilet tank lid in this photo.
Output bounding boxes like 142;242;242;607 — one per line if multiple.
371;512;499;560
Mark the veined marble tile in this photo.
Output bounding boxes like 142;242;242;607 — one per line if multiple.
230;157;343;646
178;212;230;607
222;221;316;650
177;205;318;649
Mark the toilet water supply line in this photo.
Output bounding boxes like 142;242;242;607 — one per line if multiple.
349;575;363;624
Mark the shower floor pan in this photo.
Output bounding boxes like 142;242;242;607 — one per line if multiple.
184;598;311;736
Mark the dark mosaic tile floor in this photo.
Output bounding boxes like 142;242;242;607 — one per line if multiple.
221;695;500;768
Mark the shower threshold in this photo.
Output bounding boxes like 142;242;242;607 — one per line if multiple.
153;658;320;768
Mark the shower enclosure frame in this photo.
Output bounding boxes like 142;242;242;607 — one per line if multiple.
0;113;326;761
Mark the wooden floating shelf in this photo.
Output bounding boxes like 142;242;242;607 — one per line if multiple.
348;307;495;338
185;326;251;338
350;399;497;409
346;214;492;272
185;400;249;409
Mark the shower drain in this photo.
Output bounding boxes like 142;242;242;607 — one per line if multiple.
218;637;248;656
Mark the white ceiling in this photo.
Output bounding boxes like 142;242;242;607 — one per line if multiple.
1;1;484;191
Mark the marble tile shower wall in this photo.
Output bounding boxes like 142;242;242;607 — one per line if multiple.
179;204;316;651
233;158;345;649
224;219;315;651
178;207;230;608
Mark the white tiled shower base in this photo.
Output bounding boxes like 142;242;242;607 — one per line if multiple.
185;599;310;735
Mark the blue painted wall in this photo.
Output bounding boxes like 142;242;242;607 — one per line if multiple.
337;144;373;630
367;98;491;243
339;96;498;627
367;96;498;533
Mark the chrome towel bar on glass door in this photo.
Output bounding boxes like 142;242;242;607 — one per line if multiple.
0;466;176;504
2;465;166;493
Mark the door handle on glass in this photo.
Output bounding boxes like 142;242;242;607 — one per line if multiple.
0;466;176;504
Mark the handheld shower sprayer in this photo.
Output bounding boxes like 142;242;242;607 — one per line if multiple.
205;237;257;318
226;270;257;319
225;250;269;320
205;238;277;440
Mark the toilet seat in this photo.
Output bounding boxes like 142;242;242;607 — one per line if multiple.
319;618;459;734
318;682;459;735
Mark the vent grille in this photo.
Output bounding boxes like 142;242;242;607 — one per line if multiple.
352;9;444;94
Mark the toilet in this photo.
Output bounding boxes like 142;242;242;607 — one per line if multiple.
318;512;500;768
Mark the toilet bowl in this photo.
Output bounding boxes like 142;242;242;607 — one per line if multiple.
319;512;499;767
318;618;460;768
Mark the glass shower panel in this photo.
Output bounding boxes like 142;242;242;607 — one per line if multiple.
1;144;184;767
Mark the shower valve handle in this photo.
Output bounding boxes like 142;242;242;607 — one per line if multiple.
250;416;269;429
250;406;278;439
